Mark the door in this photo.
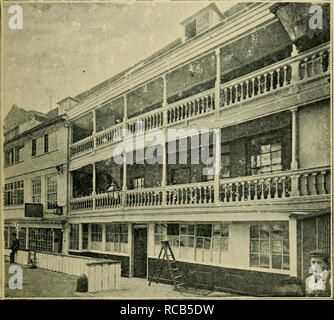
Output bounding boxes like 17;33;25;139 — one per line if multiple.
53;229;63;253
133;227;147;278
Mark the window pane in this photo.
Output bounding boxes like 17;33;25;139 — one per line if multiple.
260;254;269;268
213;224;221;236
283;256;290;270
188;225;195;235
260;241;269;254
250;225;260;238
250;240;259;253
196;237;203;249
180;236;187;247
271;240;283;254
220;238;228;252
221;225;229;238
260;224;270;239
283;240;289;254
180;225;187;235
272;151;281;164
204;238;211;249
272;142;281;151
261;153;271;166
272;255;282;269
250;254;259;267
187;236;194;247
261;144;270;153
212;237;220;250
272;224;283;240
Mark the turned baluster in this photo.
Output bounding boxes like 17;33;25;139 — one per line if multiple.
311;172;318;195
319;171;327;194
240;182;245;201
310;55;316;77
303;58;309;79
276;68;281;88
244;80;249;100
269;71;274;91
223;88;228;106
303;174;309;196
283;65;288;86
257;76;262;94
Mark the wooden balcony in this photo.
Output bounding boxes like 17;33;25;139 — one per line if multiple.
68;166;330;214
69;43;330;160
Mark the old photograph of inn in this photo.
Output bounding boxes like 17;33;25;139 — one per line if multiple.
1;1;332;298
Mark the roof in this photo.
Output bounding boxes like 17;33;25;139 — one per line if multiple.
4;114;67;146
70;2;254;105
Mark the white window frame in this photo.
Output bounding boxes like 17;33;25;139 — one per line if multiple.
32;177;42;203
46;174;57;210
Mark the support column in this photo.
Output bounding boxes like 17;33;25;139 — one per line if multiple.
162;74;168;125
25;227;29;250
290;107;299;170
88;224;91;250
79;223;83;251
290;44;300;82
128;223;133;277
122;94;128;207
123;94;128;133
92;109;97;149
63;225;70;255
102;223;106;252
215;48;221;113
289;217;298;277
92;163;96;195
214;129;221;204
52;229;55;252
161;143;167;187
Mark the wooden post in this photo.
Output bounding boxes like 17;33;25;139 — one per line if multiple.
214;129;221;204
102;223;106;252
79;223;83;251
215;48;221;114
290;107;299;170
290;44;300;82
162;74;168;126
289;217;298;277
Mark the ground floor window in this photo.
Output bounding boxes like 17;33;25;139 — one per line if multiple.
91;224;102;251
250;222;289;270
19;227;26;250
154;223;229;264
4;227;9;249
106;223;128;253
28;228;53;252
69;224;79;250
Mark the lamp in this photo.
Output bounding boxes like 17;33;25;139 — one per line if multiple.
56;164;65;175
270;3;330;52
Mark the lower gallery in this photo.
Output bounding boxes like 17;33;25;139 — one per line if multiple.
64;211;330;296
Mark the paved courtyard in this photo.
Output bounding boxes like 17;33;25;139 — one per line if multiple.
4;263;236;298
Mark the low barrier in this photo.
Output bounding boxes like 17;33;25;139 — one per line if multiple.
4;249;121;292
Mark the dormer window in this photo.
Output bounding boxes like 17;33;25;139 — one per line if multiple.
181;3;223;41
185;20;196;40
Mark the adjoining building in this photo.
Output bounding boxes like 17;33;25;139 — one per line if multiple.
3;104;69;255
3;2;331;296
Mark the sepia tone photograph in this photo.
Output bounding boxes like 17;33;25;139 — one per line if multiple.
0;0;332;301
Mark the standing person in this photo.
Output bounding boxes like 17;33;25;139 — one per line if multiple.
305;250;331;297
10;232;20;263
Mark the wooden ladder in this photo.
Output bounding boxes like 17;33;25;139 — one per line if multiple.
149;240;185;292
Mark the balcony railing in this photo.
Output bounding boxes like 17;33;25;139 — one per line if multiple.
166;90;215;125
68;166;330;214
69;43;330;159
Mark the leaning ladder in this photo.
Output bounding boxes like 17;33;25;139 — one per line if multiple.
148;240;185;292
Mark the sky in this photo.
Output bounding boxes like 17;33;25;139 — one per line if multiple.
2;1;236;118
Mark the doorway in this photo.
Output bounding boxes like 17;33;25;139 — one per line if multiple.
133;227;148;278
